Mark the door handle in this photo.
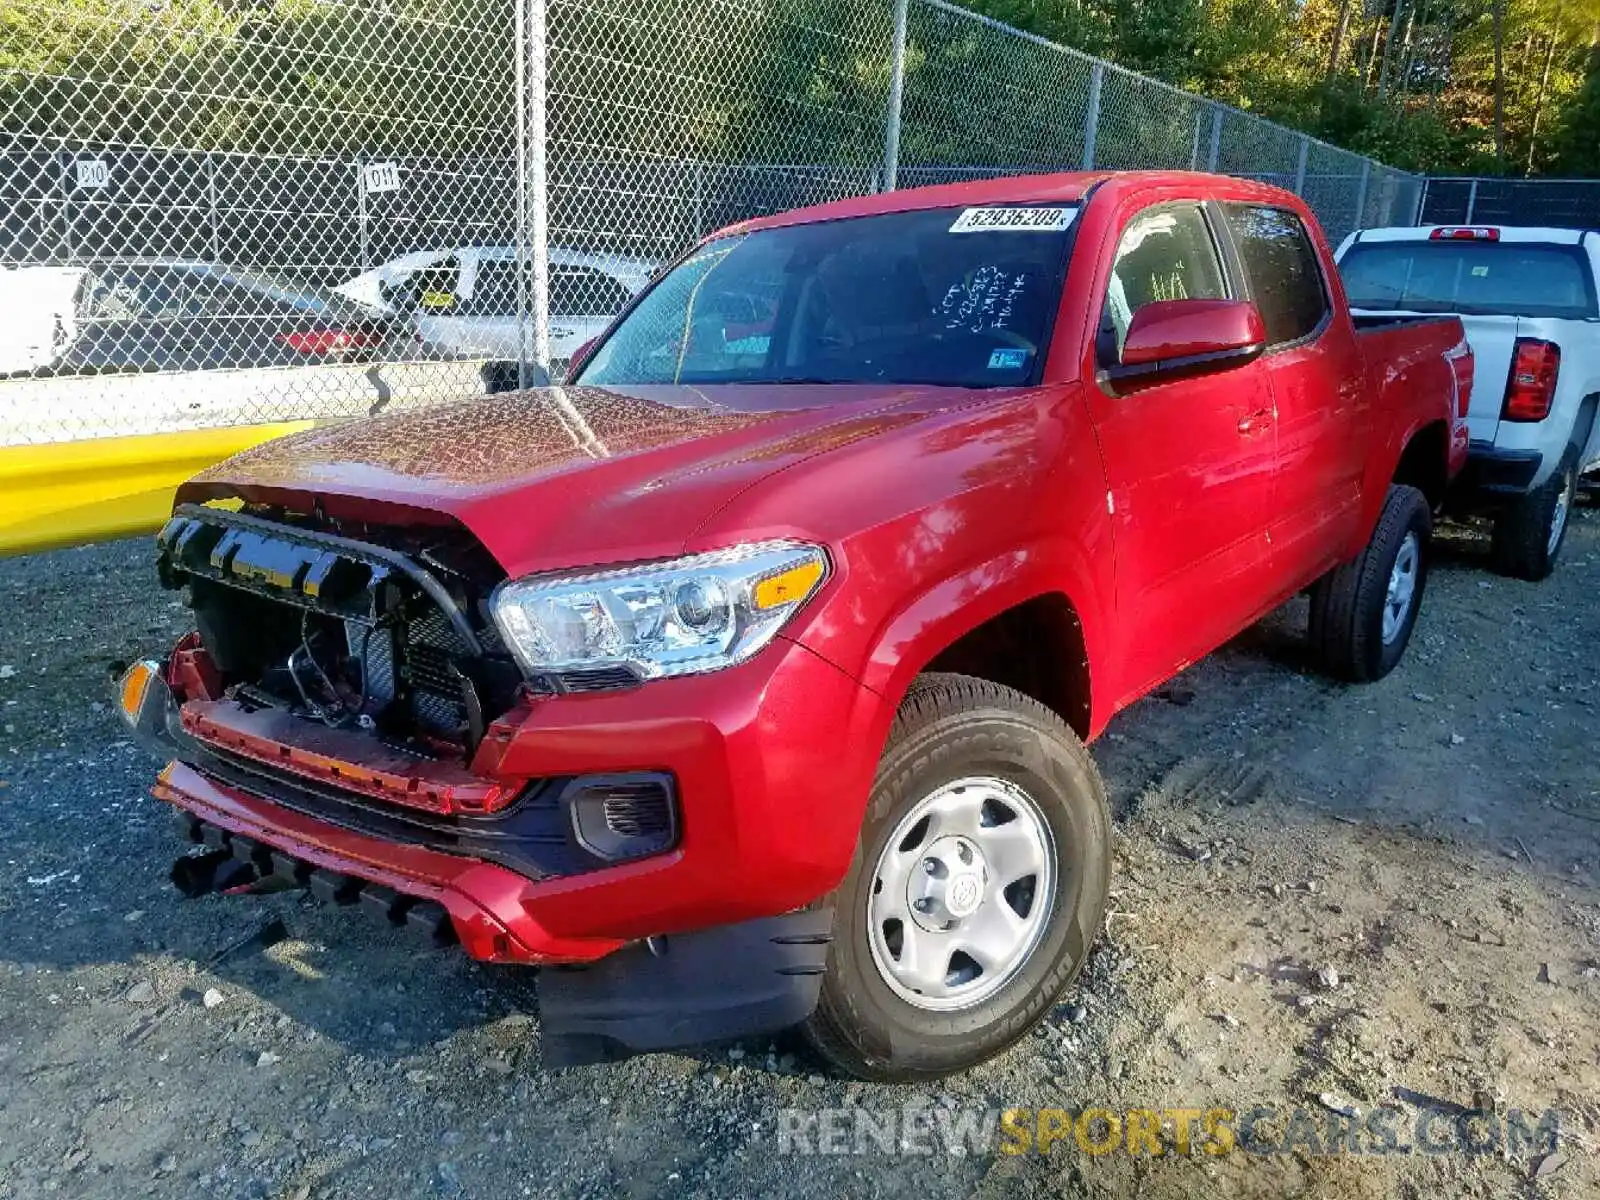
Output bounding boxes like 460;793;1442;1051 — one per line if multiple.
1237;409;1272;434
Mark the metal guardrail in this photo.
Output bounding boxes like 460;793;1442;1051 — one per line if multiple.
0;425;310;556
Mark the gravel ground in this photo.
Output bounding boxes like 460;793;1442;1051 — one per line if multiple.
1;513;1596;1199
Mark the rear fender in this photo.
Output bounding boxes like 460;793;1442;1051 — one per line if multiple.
1349;414;1444;558
1348;329;1463;558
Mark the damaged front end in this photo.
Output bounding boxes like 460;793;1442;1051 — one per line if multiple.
118;500;838;1065
156;503;522;776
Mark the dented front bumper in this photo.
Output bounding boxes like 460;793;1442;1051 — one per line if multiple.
116;626;876;1062
118;649;857;1062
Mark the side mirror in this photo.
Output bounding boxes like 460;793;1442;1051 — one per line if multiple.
1107;299;1266;388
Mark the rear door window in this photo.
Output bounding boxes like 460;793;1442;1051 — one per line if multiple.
551;267;632;316
463;263;635;318
1222;205;1329;347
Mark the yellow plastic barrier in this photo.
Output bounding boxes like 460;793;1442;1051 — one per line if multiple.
0;424;311;557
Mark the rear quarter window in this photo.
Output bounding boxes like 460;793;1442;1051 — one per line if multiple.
1223;205;1330;347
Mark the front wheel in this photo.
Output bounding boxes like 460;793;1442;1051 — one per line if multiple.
801;673;1111;1082
1308;484;1432;683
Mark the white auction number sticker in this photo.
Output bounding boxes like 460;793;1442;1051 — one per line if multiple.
949;206;1076;233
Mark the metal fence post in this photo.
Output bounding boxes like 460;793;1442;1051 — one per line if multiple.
1206;107;1223;172
882;0;909;192
514;0;529;390
529;0;550;371
355;156;369;274
1464;178;1478;223
693;161;705;241
1411;176;1427;225
1293;136;1309;197
1189;109;1203;170
59;151;72;262
207;153;222;264
1354;160;1371;229
1081;63;1103;171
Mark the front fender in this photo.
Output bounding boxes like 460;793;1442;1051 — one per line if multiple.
812;534;1117;742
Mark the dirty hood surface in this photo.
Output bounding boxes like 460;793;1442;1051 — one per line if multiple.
183;383;969;575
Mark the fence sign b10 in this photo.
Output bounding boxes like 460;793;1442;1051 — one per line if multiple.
361;162;402;195
74;159;109;190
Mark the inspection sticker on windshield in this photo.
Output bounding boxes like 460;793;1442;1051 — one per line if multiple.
949;206;1076;233
988;348;1029;370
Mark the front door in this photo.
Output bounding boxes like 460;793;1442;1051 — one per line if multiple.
1083;201;1280;704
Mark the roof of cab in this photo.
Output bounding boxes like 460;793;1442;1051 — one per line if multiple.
721;170;1308;237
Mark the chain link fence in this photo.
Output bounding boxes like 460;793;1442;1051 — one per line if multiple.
0;0;1423;447
1419;178;1600;231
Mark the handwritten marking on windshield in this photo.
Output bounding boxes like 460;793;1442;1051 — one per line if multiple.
939;267;1030;333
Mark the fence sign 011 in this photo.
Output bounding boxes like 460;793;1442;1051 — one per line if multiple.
74;159;109;190
361;162;402;195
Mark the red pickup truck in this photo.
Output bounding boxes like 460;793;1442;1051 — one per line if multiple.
118;171;1470;1080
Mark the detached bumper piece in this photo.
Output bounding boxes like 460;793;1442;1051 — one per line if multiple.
537;909;834;1068
170;805;836;1066
172;810;457;948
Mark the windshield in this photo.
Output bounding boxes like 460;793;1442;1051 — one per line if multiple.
574;205;1078;389
1340;241;1598;320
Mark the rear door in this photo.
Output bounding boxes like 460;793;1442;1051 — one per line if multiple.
1083;200;1279;700
1221;203;1366;583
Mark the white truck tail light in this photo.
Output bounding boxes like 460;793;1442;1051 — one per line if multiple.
1502;338;1560;422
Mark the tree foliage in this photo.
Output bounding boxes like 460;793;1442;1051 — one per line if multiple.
968;0;1600;175
0;0;1595;177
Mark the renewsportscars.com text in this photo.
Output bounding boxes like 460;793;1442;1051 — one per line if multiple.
774;1104;1562;1159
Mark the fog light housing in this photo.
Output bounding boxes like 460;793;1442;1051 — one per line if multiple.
563;773;678;863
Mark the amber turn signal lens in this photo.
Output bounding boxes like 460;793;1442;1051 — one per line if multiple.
119;660;159;722
753;560;825;611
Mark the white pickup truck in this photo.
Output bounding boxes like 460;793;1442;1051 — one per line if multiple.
1336;225;1600;579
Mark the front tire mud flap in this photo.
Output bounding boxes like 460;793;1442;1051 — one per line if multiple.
537;910;834;1068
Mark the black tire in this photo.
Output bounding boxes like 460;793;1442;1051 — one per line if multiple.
1308;484;1431;683
800;673;1111;1082
1491;452;1577;581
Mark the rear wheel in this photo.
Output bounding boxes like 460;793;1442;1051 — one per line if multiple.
801;674;1110;1082
1491;453;1576;581
1308;484;1432;683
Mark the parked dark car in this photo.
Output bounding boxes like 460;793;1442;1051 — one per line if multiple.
37;260;426;374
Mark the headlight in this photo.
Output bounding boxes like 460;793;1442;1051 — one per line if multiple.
490;541;830;683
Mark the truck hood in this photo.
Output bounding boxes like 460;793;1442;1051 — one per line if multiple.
182;383;975;575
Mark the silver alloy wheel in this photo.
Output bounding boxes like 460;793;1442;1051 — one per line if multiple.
1382;531;1420;645
1549;469;1575;557
865;776;1055;1011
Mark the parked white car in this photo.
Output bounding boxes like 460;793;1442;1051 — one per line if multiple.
0;265;84;374
335;247;656;363
1336;225;1600;579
